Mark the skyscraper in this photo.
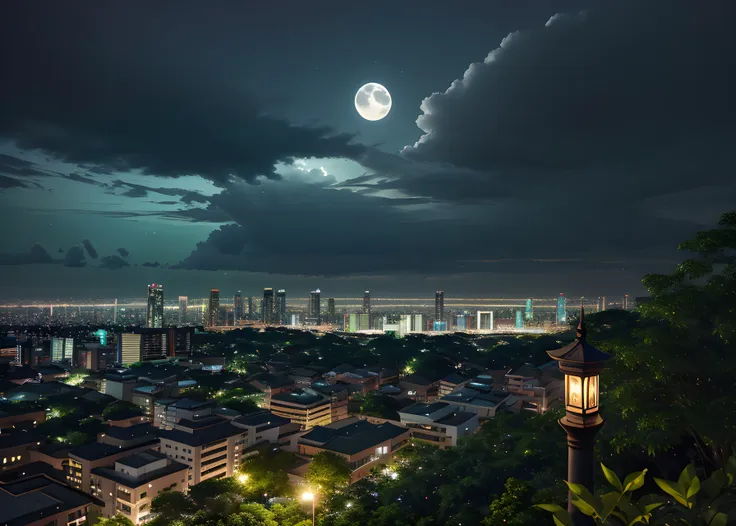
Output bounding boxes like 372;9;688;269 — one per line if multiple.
263;288;274;324
327;298;336;323
310;289;321;324
208;289;220;327
247;296;253;321
146;284;164;328
435;291;444;322
178;296;188;325
515;310;524;329
557;293;567;325
623;294;629;310
363;291;371;319
275;289;286;324
525;299;533;321
233;292;243;323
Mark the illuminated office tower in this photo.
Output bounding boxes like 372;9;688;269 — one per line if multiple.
623;294;629;310
477;311;494;330
208;289;220;327
146;284;164;328
247;296;253;321
600;296;607;312
456;315;467;330
435;291;444;322
363;291;371;320
233;292;243;322
327;298;336;322
525;299;533;321
515;310;524;329
178;296;188;325
309;289;321;324
51;337;73;362
263;288;274;324
276;289;287;324
433;320;447;331
556;293;567;325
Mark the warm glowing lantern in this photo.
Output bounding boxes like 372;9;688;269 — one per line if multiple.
547;306;610;427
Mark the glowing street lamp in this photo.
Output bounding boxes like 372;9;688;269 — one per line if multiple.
237;473;249;484
301;490;316;526
547;306;611;525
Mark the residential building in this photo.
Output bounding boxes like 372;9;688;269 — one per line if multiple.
262;288;274;324
504;362;564;413
440;388;514;418
91;451;188;524
153;399;216;430
159;416;246;485
146;284;164;329
398;402;479;448
269;388;331;429
231;411;297;450
0;474;95;526
116;329;169;365
439;373;469;397
399;373;439;402
0;431;40;471
311;382;350;422
299;418;410;482
98;424;158;448
66;441;158;494
308;289;321;324
249;374;294;408
233;292;243;323
275;289;286;324
101;370;139;401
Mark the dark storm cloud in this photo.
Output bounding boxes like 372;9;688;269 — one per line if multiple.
0;243;54;265
0;4;363;185
0;175;30;190
98;255;130;270
141;261;162;268
65;172;99;185
82;239;98;259
108;181;210;205
64;246;86;268
117;248;129;257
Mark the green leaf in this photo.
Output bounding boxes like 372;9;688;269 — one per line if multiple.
534;504;567;514
710;512;728;526
653;478;688;507
623;470;648;492
600;491;620;520
602;464;624;491
678;464;696;489
686;476;700;499
570;493;599;517
627;516;646;526
700;470;728;501
553;514;572;526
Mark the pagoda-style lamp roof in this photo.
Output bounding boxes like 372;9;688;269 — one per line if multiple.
547;306;611;365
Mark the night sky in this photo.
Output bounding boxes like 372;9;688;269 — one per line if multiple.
1;0;734;299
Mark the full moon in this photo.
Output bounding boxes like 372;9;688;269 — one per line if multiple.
354;83;392;121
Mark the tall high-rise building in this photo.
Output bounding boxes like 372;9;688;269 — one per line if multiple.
247;296;253;321
146;284;164;328
623;294;629;310
233;292;243;323
363;291;371;319
208;289;220;327
178;296;188;325
435;291;445;322
557;293;567;325
327;298;336;322
525;299;533;321
600;296;607;312
309;289;321;324
515;310;524;329
276;289;286;324
51;337;74;362
117;329;168;365
263;288;274;324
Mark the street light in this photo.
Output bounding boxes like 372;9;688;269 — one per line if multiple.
547;306;611;526
237;473;249;484
301;490;316;526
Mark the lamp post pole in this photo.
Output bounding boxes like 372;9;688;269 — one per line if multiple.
547;306;611;526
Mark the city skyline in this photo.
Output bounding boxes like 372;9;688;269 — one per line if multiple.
2;1;733;297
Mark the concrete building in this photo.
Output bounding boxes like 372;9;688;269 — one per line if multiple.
269;388;331;429
0;474;95;526
146;284;164;329
66;440;159;494
91;451;188;524
153;399;216;430
299;418;410;483
398;402;479;448
504;362;564;413
399;374;439;402
440;388;514;418
159;416;245;485
439;373;469;397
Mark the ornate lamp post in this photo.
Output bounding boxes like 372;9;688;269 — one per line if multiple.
547;307;611;525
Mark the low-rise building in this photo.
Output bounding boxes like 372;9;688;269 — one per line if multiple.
158;416;245;485
269;388;332;429
504;362;563;413
66;440;158;493
0;474;96;526
440;388;513;418
98;423;158;448
398;402;479;448
0;431;41;471
311;382;350;423
249;374;295;408
398;374;439;402
231;410;298;450
0;408;45;432
439;373;469;397
91;450;188;524
299;418;410;482
153;398;215;430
